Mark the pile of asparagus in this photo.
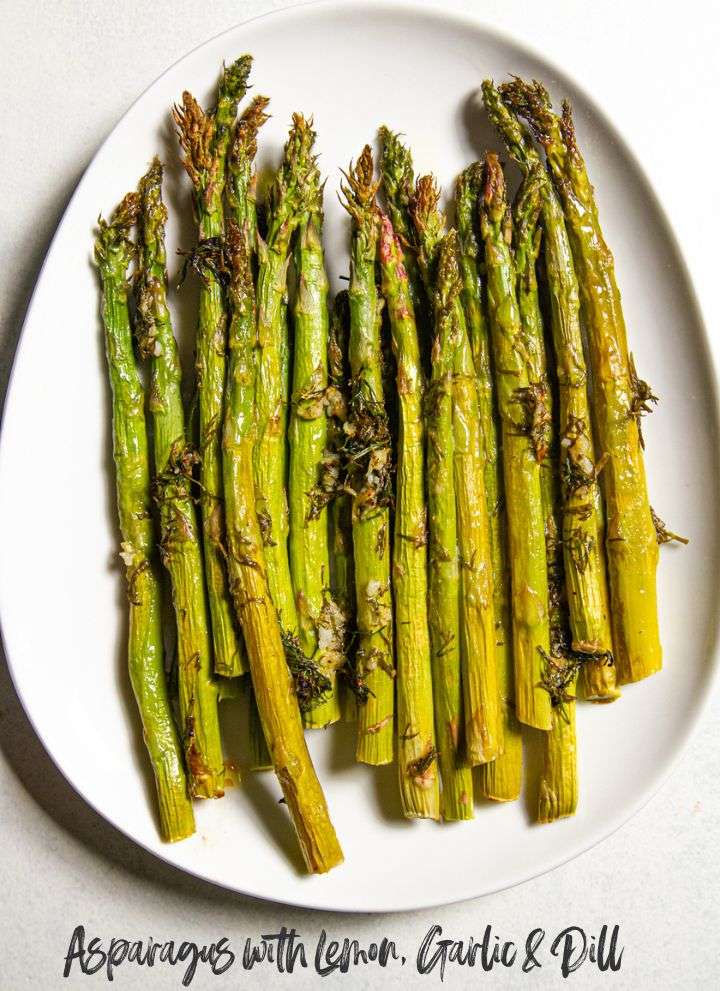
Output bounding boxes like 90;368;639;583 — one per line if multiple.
94;57;683;874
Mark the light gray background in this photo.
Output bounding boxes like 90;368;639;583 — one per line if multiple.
1;1;718;987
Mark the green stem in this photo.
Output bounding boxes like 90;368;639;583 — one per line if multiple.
411;174;501;764
456;165;521;800
480;154;552;732
379;212;439;818
95;194;195;838
136;161;226;799
341;147;395;765
254;115;317;640
428;233;475;820
174;58;251;678
222;220;343;872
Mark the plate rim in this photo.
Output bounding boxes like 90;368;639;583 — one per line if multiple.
1;0;718;913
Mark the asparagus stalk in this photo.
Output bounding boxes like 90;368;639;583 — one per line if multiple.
379;128;431;359
173;57;251;678
511;170;564;627
455;165;521;801
511;170;580;816
480;154;552;732
379;212;439;818
340;147;395;765
135;161;226;799
253;114;316;641
94;194;195;840
289;130;342;728
519;172;616;701
428;232;475;820
412;176;501;764
500;78;660;685
225;97;273;771
483;81;618;702
327;291;358;721
222;218;343;872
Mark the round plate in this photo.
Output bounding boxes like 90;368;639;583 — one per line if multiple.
1;0;717;912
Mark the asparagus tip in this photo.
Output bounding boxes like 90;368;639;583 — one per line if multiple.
339;144;380;221
218;53;253;108
137;156;165;216
409;173;442;236
231;94;271;164
378;125;413;176
94;192;138;267
482;152;507;223
499;77;556;146
173;91;213;184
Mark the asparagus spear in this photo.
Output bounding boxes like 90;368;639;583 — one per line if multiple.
225;97;273;771
173;57;251;678
456;165;521;801
511;170;564;645
289;130;342;728
222;218;343;872
379;128;431;359
511;170;581;817
340;147;395;765
428;232;475;820
500;78;660;685
483;81;617;702
412;176;501;764
480;154;552;732
95;194;195;840
379;211;439;818
135;161;226;799
326;292;358;722
253;114;316;642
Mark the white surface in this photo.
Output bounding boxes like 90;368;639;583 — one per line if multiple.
0;0;719;983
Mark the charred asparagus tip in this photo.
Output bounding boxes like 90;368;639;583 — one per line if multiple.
231;95;271;162
339;145;380;219
411;174;441;223
482;152;506;222
172;91;213;181
499;77;556;146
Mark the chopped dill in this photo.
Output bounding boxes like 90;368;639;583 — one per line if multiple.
514;380;552;462
281;630;332;713
628;353;658;448
651;507;689;546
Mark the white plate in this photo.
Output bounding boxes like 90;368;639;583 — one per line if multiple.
1;0;718;913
